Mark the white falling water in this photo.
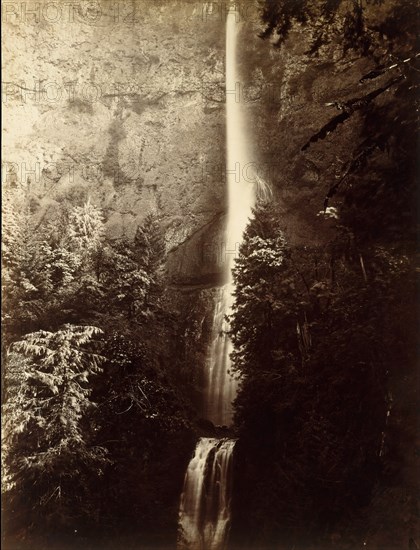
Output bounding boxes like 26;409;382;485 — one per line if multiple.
178;438;236;550
179;6;260;549
203;4;256;428
203;287;236;426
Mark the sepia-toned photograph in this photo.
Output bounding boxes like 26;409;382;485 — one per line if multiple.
2;1;419;549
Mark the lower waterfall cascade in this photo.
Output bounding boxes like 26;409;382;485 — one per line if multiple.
178;438;236;550
177;6;257;549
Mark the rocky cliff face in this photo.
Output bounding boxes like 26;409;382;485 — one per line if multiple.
4;0;359;278
3;0;229;286
3;0;389;398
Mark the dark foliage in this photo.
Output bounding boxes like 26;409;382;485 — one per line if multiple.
89;332;195;547
230;202;417;548
229;2;419;548
301;74;404;152
259;0;419;56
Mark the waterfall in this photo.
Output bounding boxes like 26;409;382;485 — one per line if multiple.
203;286;236;427
203;2;256;428
178;438;236;550
179;6;257;549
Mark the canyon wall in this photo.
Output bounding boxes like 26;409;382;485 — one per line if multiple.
3;0;228;284
3;0;389;404
3;0;361;284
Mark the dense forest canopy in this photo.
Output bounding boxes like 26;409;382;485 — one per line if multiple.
2;192;196;548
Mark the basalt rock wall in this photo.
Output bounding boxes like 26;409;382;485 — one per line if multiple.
4;0;375;396
3;0;229;287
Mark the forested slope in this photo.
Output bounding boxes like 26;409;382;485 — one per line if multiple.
230;1;419;548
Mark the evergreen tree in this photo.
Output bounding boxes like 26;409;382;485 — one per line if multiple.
2;191;53;344
229;199;417;547
101;215;167;325
45;200;106;325
133;213;167;321
133;213;166;275
2;325;108;538
230;203;287;374
102;238;150;321
65;199;105;266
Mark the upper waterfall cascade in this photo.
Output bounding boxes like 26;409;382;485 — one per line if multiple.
178;9;258;549
203;2;256;429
